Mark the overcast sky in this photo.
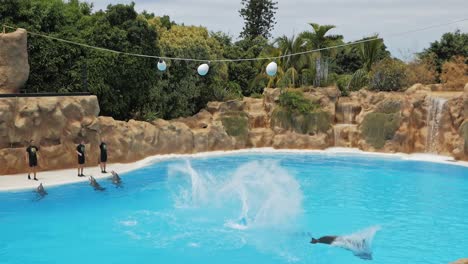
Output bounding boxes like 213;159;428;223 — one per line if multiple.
87;0;468;60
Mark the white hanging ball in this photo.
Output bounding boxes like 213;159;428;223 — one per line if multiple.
157;60;167;71
266;61;278;76
197;63;210;76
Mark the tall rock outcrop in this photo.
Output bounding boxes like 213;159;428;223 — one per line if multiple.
0;29;29;94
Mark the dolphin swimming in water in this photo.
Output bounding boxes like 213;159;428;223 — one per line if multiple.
35;183;47;197
89;176;105;191
110;171;122;187
310;226;380;260
310;236;338;245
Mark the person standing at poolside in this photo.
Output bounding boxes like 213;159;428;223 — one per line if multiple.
76;140;86;177
25;140;39;181
99;139;108;173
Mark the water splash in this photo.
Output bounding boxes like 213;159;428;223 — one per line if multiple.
426;96;447;153
331;226;380;260
168;160;303;230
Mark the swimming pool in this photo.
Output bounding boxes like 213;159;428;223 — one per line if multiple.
1;151;467;263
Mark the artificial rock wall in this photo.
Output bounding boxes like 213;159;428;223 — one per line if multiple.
0;83;467;175
0;29;29;94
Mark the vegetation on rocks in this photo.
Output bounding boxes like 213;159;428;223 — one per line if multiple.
278;91;320;114
221;111;249;139
361;99;401;149
272;91;330;134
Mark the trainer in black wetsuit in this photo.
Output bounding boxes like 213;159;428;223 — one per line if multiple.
99;141;108;173
26;140;39;180
76;141;86;177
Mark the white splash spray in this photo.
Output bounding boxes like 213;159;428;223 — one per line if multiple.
168;160;303;230
331;226;381;260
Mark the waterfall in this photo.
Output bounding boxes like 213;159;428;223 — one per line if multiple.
425;97;447;153
333;124;356;147
342;104;354;124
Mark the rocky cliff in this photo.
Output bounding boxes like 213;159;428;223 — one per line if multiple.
0;83;467;175
0;29;29;94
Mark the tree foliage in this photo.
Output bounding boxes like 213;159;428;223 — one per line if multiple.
239;0;278;39
369;58;408;91
440;56;468;90
419;30;468;73
3;0;466;122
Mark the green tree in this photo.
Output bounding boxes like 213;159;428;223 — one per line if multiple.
299;23;343;86
354;36;390;76
239;0;278;39
274;34;307;87
157;25;231;119
369;58;408;91
217;34;268;95
419;30;468;73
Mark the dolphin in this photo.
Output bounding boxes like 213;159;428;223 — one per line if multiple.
110;171;122;187
310;236;338;245
35;183;48;197
310;226;379;260
89;176;105;191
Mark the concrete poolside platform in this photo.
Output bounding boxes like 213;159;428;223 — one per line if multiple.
1;148;467;192
0;159;152;192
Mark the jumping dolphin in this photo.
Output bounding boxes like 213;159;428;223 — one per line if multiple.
89;176;105;191
110;171;122;187
35;183;48;197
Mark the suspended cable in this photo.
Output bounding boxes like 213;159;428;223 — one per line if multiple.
3;17;467;63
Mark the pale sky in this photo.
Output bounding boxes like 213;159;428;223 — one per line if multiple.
86;0;468;60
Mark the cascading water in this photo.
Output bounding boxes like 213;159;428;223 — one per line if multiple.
333;101;360;147
333;124;357;147
331;226;380;260
425;96;447;153
168;160;303;230
342;104;354;124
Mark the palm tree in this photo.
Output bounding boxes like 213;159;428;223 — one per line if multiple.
300;23;343;52
359;35;384;72
250;46;285;89
251;35;307;90
345;35;385;92
274;34;307;87
299;23;343;86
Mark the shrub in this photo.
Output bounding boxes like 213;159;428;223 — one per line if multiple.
250;92;263;99
336;74;352;96
369;58;408;91
221;111;249;139
440;56;468;91
406;57;437;85
349;68;369;91
375;99;402;114
278;91;320;114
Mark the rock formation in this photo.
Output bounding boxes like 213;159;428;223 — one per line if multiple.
0;29;29;94
0;83;467;175
451;259;468;264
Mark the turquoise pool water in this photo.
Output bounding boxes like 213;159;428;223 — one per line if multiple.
1;151;467;263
